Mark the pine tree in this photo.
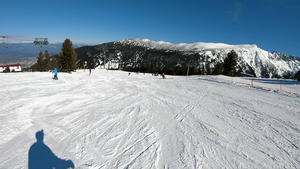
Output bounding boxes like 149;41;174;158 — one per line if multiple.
206;63;212;75
297;70;300;81
49;54;58;70
223;50;238;76
60;38;78;72
36;51;44;71
199;65;204;75
264;66;270;78
44;50;51;71
213;62;223;75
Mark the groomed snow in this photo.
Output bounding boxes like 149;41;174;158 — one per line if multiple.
0;69;299;169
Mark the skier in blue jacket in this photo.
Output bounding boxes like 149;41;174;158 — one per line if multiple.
53;68;58;80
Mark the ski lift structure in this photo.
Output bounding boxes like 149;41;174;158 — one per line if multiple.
33;38;49;52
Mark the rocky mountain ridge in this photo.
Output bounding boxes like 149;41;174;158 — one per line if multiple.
77;38;300;78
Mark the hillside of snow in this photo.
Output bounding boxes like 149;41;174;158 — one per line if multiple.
0;69;300;168
120;38;258;51
119;38;300;77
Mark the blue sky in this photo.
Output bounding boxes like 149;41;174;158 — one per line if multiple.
1;0;300;56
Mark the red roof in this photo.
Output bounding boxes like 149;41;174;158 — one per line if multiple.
0;64;21;68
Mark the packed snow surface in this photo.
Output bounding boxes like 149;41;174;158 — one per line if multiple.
1;69;300;169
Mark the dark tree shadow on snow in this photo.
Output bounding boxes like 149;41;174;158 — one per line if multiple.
254;78;300;85
242;77;300;85
28;130;74;169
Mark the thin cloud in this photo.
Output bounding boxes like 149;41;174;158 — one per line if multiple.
232;2;242;22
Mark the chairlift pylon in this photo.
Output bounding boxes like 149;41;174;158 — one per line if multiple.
33;38;49;52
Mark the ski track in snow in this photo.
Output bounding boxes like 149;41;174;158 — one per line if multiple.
0;70;299;169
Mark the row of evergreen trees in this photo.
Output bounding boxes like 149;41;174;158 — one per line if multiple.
35;50;57;71
123;50;240;76
34;38;78;72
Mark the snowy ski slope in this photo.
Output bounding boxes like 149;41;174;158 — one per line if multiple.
0;69;299;168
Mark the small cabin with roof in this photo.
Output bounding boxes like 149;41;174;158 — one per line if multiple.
0;64;22;72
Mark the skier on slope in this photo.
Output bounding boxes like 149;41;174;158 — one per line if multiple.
53;68;58;80
161;73;166;79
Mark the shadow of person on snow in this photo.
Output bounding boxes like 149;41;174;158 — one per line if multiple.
28;130;74;169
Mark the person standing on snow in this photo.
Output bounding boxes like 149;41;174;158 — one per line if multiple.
161;73;166;79
53;68;58;80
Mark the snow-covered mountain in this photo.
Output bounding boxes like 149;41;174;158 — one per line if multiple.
117;38;300;78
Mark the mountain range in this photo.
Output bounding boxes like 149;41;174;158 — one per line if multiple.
1;39;300;78
76;38;300;78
